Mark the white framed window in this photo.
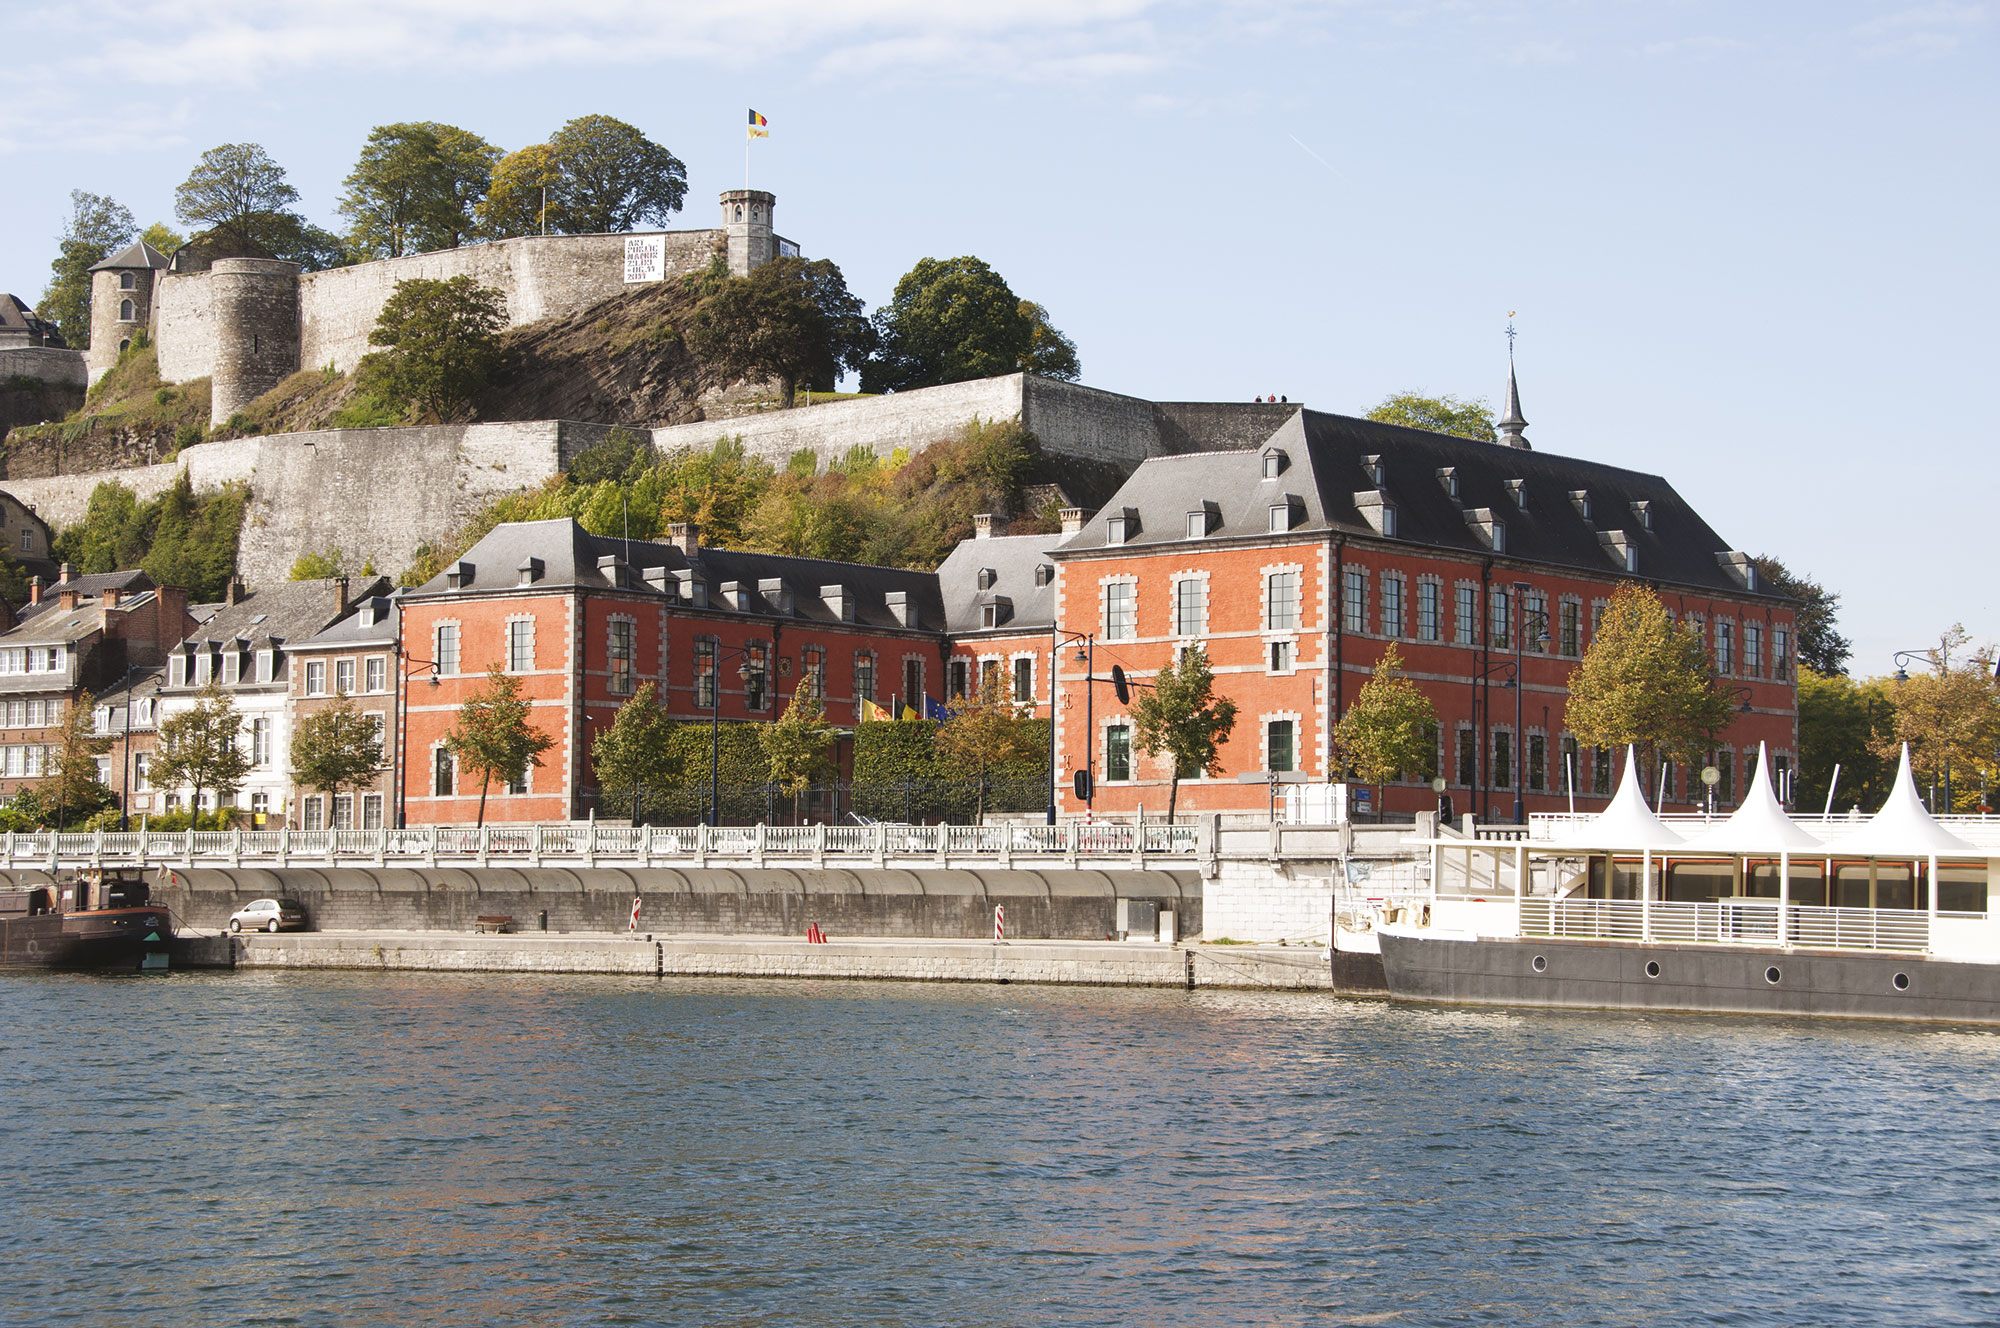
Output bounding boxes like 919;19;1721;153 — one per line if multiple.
361;794;384;830
1265;718;1297;773
1269;639;1295;673
509;617;536;673
303;796;324;831
251;717;271;766
250;792;270;820
433;746;456;797
1102;579;1137;641
304;661;326;696
1171;574;1207;638
222;652;239;685
434;622;460;676
335;658;356;694
364;656;387;693
1106;724;1133;782
1012;656;1034;704
1381;571;1405;639
332;795;354;830
134;753;151;791
1265;569;1300;632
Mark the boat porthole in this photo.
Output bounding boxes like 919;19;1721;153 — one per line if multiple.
1645;960;1661;979
1532;955;1548;974
1765;966;1782;985
1893;972;1911;992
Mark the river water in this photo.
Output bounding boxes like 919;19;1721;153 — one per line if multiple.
4;971;1997;1327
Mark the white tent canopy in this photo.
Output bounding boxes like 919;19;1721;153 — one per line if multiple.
1679;743;1826;855
1821;745;1981;859
1547;746;1685;851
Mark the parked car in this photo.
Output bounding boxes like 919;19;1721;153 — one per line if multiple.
228;898;307;933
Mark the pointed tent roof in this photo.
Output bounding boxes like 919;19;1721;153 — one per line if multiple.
1498;361;1526;431
89;241;170;273
1679;743;1826;855
1547;746;1685;850
1822;746;1981;858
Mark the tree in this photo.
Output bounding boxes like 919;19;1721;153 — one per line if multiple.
1797;668;1893;815
152;682;253;817
1129;644;1240;823
367;276;507;421
759;688;836;822
862;257;1076;393
936;677;1042;823
481;116;690;237
174;143;344;271
289;693;385;813
139;222;185;254
1366;392;1497;443
1334;643;1439;807
1564;583;1735;796
1871;627;2000;812
446;667;553;826
476;143;559;239
339;122;501;259
684;257;876;406
43;692;115;830
37;190;136;348
1752;555;1851;676
591;684;683;821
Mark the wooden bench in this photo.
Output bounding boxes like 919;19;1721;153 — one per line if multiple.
474;915;515;934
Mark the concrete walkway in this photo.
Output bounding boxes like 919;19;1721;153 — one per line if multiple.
208;930;1383;992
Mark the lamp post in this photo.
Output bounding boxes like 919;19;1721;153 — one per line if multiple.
1472;660;1516;821
1051;629;1097;822
1893;646;1951;812
392;650;440;830
705;643;756;827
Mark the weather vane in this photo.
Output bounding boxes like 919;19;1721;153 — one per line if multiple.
1505;312;1518;355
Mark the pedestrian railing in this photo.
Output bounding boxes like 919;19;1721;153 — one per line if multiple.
0;820;1202;871
1519;897;1932;954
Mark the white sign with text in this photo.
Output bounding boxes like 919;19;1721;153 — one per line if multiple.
623;235;667;283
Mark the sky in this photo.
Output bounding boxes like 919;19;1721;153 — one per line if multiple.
2;1;1994;677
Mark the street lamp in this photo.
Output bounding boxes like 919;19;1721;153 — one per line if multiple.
1051;628;1096;822
1510;582;1551;824
1472;660;1516;821
1892;645;1951;812
705;643;757;828
392;650;440;830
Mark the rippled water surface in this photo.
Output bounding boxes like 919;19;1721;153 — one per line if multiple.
4;971;1999;1326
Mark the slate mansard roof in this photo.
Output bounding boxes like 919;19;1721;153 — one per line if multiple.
1062;409;1785;602
935;532;1059;636
411;520;949;632
169;578;390;666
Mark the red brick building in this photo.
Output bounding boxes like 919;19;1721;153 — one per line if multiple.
395;519;948;824
1047;402;1797;821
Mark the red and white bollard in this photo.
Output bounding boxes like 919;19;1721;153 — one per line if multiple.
629;897;641;933
994;904;1006;943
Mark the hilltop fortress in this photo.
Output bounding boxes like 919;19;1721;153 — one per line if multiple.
87;189;793;425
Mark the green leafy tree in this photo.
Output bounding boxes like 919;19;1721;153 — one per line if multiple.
289;692;384;812
138;222;185;254
54;475;245;602
152;682;253;817
174;143;344;270
935;677;1041;823
1334;643;1439;805
1366;392;1497;443
1017;301;1081;380
684;257;876;406
1129;644;1240;823
1752;555;1850;676
37;190;136;348
446;667;554;826
1797;667;1893;815
863;257;1076;392
591;684;683;820
1565;583;1735;796
43;692;115;829
340;122;501;259
367;276;507;421
759;688;836;822
1872;626;2000;812
476;143;560;238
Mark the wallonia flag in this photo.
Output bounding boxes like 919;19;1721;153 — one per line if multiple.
748;109;770;139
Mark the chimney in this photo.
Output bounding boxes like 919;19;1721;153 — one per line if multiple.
58;562;71;584
58;587;80;611
973;513;1003;540
333;575;349;612
28;576;42;606
225;576;244;606
670;523;700;555
102;586;121;608
1059;507;1087;536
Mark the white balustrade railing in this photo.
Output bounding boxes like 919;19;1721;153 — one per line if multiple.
1519;896;1931;954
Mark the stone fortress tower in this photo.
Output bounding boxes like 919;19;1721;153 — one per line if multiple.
84;241;172;382
79;192;793;427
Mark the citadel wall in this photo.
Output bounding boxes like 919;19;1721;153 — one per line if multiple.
153;268;222;384
0;348;87;391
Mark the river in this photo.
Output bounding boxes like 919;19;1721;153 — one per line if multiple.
3;971;1996;1326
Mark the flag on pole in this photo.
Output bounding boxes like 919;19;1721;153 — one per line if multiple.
900;704;920;721
861;698;890;723
748;109;770;139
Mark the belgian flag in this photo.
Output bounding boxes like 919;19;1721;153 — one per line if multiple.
748;109;769;139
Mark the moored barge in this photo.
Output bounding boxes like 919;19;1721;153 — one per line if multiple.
0;868;177;971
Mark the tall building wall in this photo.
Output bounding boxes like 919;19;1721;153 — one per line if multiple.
153;268;222;384
85;268;157;383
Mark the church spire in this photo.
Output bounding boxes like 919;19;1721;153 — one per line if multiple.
1497;315;1529;450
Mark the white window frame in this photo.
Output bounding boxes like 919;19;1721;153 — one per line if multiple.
1101;576;1138;642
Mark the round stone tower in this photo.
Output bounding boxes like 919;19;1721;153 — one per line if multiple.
84;241;170;384
719;189;777;277
208;258;302;426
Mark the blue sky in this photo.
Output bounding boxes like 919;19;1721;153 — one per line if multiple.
3;1;1994;676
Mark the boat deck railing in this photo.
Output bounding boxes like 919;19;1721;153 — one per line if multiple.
1519;897;1955;954
0;821;1202;871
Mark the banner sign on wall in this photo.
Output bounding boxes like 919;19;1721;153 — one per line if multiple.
623;235;667;283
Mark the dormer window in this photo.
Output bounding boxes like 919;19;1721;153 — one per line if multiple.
1270;494;1305;534
1362;454;1385;486
1630;499;1652;531
977;568;997;591
1570;489;1592;521
1106;508;1138;545
1261;448;1290;479
1033;564;1053;588
446;561;474;590
980;597;1013;629
1506;479;1527;510
1436;467;1459;500
518;557;545;586
1465;508;1505;551
1185;501;1220;539
1600;531;1638;572
1353;490;1396;538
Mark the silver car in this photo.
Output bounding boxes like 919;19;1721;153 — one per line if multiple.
227;898;307;933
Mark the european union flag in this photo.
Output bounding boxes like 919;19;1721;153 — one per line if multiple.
924;696;947;722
